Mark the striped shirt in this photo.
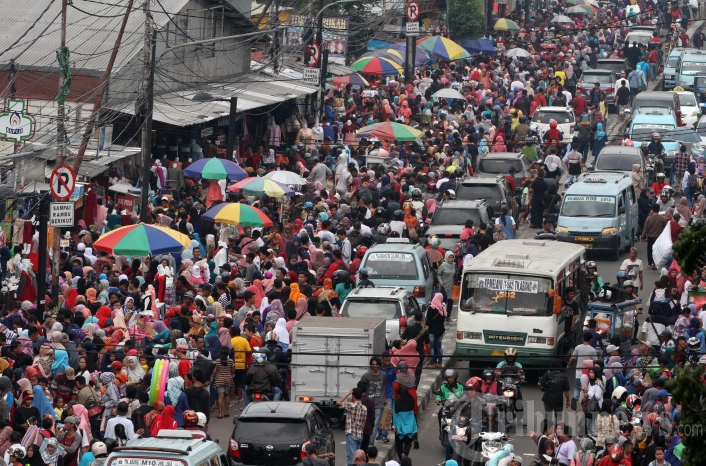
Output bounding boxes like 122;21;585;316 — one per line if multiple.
342;401;367;438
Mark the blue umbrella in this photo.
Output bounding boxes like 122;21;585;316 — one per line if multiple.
387;43;432;66
459;38;497;55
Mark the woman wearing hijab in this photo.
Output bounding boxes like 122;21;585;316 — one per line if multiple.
100;349;117;373
164;376;189;427
392;383;418;460
218;327;233;351
350;449;367;466
582;366;604;437
100;372;120;425
70;404;93;444
39;438;63;466
31;385;55;420
206;335;222;360
391;340;419;374
246;280;266;308
123;356;145;384
273;318;290;352
96;306;112;328
425;293;447;368
0;420;13;458
294;298;308;321
263;299;285;324
150;404;177;436
32;344;53;378
437;251;457;321
676;196;691;227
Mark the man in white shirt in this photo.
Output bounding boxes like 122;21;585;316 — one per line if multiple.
336;164;357;197
620;247;644;292
337;229;352;265
104;402;142;442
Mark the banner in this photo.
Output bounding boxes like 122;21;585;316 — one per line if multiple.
285;15;349;63
117;194;135;211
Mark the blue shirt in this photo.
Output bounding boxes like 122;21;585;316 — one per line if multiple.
382;365;397;399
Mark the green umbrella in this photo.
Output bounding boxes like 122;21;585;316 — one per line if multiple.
358;121;423;141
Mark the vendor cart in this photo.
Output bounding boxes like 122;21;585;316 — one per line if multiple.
588;298;641;354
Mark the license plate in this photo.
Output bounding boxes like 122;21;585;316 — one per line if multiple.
583;244;593;250
491;350;505;357
575;237;594;242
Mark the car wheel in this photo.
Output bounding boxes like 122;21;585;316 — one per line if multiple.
611;242;620;261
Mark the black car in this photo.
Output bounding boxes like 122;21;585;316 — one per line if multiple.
455;176;519;220
229;402;335;466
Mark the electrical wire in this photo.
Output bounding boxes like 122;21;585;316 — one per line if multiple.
0;0;58;59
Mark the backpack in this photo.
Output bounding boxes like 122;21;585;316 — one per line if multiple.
687;172;698;188
572;450;595;466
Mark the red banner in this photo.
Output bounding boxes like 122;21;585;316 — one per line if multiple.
117;194;135;211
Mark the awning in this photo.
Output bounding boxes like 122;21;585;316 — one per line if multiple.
107;73;319;127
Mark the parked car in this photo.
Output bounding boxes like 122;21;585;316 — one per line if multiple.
596;59;628;76
455;175;519;220
340;286;420;346
676;91;700;129
229;402;336;466
430;199;494;229
474;152;529;193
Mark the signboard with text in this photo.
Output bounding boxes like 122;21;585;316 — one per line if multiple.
285;15;349;64
50;202;75;227
117;194;135;211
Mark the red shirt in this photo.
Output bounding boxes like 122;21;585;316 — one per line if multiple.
572;95;587;116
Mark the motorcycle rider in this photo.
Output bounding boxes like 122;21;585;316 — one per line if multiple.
436;369;464;405
647;133;666;175
598;444;631;466
481;369;499;395
244;350;282;403
410;189;425;223
586;261;605;296
446;377;485;463
373;223;390;244
495;349;525;422
652;172;669;196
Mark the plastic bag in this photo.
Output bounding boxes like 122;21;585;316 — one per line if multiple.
652;224;672;269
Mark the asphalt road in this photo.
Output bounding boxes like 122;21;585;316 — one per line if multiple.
204;239;663;466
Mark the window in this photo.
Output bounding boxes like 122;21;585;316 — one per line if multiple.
629;186;636;205
421;255;431;280
314;411;326;430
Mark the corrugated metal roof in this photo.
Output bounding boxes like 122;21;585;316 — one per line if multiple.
107;73;319;126
0;0;189;72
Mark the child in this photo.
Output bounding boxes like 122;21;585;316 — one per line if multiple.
139;356;150;374
54;397;65;420
214;347;234;418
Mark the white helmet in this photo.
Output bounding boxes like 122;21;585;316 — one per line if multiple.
446;189;456;199
428;235;441;249
196;412;207;428
612;386;628;401
92;442;108;457
598;289;612;300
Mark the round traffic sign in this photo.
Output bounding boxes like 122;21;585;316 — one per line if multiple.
50;165;76;202
306;41;321;67
406;0;420;21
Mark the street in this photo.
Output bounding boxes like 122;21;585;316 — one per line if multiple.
205;240;663;466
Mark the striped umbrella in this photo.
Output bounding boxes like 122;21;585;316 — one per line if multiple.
332;73;369;88
93;223;191;256
183;158;247;180
567;0;599;6
493;18;521;31
202;202;274;227
358;121;423;141
566;4;597;13
227;177;294;198
387;43;432;65
417;36;470;61
350;56;403;76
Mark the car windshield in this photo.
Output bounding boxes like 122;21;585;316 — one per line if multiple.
666;56;681;67
596;61;625;73
460;274;552;316
678;93;698;106
456;184;502;202
433;208;482;226
234;419;308;442
583;73;613;85
343;300;401;319
561;195;616;217
533;111;573;123
478;158;523;174
680;61;706;75
596;154;640;171
631;124;676;140
362;252;419;280
433;235;461;251
626;34;650;45
696;77;706;88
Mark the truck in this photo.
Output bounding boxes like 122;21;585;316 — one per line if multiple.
290;316;387;413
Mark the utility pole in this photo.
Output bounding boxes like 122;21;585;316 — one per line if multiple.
36;195;49;318
139;0;153;223
8;59;16;97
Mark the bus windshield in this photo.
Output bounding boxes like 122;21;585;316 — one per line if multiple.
460;274;553;316
561;195;616;217
680;61;706;75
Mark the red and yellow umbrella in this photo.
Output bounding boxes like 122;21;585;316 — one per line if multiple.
94;223;191;256
350;56;403;76
201;202;273;227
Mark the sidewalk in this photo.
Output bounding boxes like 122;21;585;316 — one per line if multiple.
375;320;457;464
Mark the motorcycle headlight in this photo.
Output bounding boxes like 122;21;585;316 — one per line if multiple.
503;390;515;397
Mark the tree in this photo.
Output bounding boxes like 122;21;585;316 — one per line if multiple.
666;365;705;466
448;0;486;40
673;222;706;275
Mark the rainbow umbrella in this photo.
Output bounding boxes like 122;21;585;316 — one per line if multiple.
358;121;423;141
417;36;470;61
493;18;521;31
566;4;597;13
350;56;403;76
183;157;247;180
387;43;432;65
567;0;598;6
227;177;294;198
93;223;191;256
202;202;273;227
332;73;369;87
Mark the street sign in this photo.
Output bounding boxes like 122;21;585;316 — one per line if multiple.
406;21;419;35
49;202;75;227
305;41;321;67
49;165;76;202
406;0;420;21
304;67;321;85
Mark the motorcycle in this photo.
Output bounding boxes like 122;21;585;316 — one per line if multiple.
436;391;462;448
495;369;524;426
448;395;510;465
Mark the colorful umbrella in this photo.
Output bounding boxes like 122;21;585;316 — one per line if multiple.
417;36;470;61
566;4;597;13
567;0;598;6
493;18;521;31
263;170;308;186
360;49;406;64
332;73;369;88
358;121;423;141
201;202;273;227
459;38;497;55
93;223;191;256
350;56;403;76
183;158;248;180
387;43;432;65
227;177;294;198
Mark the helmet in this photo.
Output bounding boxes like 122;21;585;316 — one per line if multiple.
358;267;369;276
549;120;558;129
525;136;537;146
586;260;597;270
375;206;385;216
612;386;628;401
657;172;666;179
687;336;701;352
427;181;437;192
357;246;368;258
647;412;660;426
482;368;496;382
333;269;350;282
617;270;627;279
623;280;635;288
505;348;517;357
446;189;456;199
530;123;540;133
652;132;661;139
454;168;465;178
609;445;624;462
444;368;458;381
428;235;441;248
626;394;640;410
183;410;198;428
253;352;267;364
412;188;422;200
519;116;527;123
377;223;391;235
196;412;207;428
393;210;405;221
91;442;108;457
465;376;482;390
662;185;674;196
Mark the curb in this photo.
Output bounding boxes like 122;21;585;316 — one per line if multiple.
375;321;457;464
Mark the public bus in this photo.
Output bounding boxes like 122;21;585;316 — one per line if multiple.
456;240;586;367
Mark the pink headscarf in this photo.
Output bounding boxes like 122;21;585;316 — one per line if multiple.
246;280;266;308
430;293;447;317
